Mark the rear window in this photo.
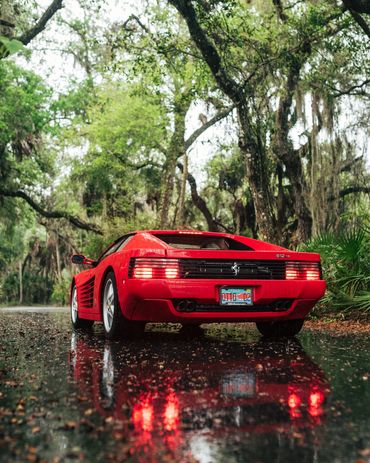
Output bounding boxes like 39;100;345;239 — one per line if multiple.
154;234;252;250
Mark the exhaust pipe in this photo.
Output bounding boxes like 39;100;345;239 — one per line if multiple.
177;299;196;312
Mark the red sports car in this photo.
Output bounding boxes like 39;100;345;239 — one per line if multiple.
70;230;326;339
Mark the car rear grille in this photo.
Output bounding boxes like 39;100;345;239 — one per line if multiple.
179;259;286;280
78;276;95;309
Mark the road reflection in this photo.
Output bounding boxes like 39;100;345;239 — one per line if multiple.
69;330;330;461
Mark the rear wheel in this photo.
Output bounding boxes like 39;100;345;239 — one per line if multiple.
256;319;304;338
71;285;94;330
102;272;145;340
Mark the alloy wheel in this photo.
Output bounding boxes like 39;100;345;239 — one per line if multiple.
103;279;115;332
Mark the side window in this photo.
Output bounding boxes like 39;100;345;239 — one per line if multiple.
98;235;131;263
116;235;134;252
98;235;134;263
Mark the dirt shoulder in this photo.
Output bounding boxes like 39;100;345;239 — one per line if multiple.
305;319;370;335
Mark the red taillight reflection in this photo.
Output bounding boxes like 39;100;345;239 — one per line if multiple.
130;259;180;279
308;389;325;417
288;392;301;409
288;391;302;419
309;390;324;408
164;392;179;431
286;262;321;280
132;400;154;432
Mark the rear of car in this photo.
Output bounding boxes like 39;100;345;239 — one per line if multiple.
124;231;326;333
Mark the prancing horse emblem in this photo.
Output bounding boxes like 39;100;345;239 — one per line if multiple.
231;262;240;276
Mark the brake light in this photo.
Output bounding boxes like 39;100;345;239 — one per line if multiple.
133;266;153;279
286;266;299;280
130;258;180;279
285;262;321;280
305;269;321;280
165;267;179;279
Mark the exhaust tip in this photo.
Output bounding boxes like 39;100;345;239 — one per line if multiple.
176;299;196;312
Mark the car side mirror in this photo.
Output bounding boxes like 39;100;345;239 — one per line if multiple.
71;254;95;266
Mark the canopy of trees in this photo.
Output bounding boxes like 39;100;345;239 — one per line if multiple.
0;0;369;313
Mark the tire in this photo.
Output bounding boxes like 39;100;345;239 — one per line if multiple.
256;319;304;338
102;271;145;340
71;284;94;330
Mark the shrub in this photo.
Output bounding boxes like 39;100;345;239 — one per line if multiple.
298;227;370;319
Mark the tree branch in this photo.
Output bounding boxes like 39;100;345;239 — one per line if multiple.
0;188;102;235
347;8;370;38
329;185;370;200
168;0;243;102
340;156;363;172
342;0;370;15
177;162;219;231
17;0;63;45
184;104;235;151
272;0;287;22
0;18;15;28
122;14;150;34
332;79;370;97
108;151;163;169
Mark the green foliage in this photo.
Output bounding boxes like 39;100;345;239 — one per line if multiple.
87;84;168;155
51;270;72;306
299;227;370;317
0;35;24;56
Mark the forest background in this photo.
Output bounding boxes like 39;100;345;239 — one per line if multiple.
0;0;369;318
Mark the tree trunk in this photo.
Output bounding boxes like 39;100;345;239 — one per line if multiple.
168;0;279;242
55;232;62;282
237;103;277;242
176;152;188;228
18;260;23;304
159;98;189;229
272;64;313;244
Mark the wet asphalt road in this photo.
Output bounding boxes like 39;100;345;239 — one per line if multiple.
0;308;370;463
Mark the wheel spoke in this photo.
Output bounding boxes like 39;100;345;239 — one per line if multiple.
103;278;117;332
107;285;114;300
71;287;78;323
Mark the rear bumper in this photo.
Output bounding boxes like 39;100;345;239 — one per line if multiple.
120;279;326;323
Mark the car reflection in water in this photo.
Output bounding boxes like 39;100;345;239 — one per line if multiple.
69;331;330;461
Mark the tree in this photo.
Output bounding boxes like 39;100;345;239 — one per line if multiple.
111;3;233;229
168;0;369;243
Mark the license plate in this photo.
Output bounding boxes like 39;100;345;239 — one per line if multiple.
221;372;256;398
220;287;253;305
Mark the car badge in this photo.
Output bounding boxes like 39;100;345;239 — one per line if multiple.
231;262;240;276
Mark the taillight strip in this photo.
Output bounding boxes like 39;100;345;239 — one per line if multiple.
129;258;322;280
285;261;321;280
129;258;180;279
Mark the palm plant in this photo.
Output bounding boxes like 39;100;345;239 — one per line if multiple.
298;226;370;318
